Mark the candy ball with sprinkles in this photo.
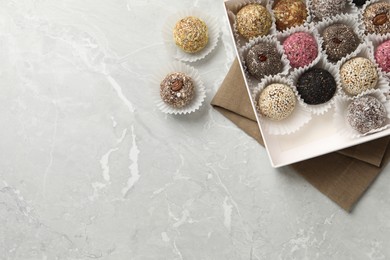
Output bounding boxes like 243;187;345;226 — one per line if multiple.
311;0;346;21
173;16;208;53
245;42;283;80
340;57;378;95
375;40;390;73
160;72;195;108
346;95;387;134
258;83;296;121
236;4;272;40
363;2;390;35
322;23;360;62
283;32;318;68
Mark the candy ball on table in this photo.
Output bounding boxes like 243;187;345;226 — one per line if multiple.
340;57;378;95
375;40;390;73
160;72;195;108
283;32;318;68
322;23;360;62
258;83;296;121
363;2;390;35
245;42;283;80
236;4;272;40
346;95;387;134
173;16;208;53
311;0;346;21
273;0;308;31
296;68;337;105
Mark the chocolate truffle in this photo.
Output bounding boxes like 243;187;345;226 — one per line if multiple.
340;57;378;95
347;95;387;134
283;32;318;68
375;40;390;72
273;0;308;31
296;68;337;105
322;23;360;62
258;83;296;120
160;72;195;108
173;16;208;53
245;42;283;80
353;0;366;6
236;4;272;39
311;0;346;21
363;2;390;35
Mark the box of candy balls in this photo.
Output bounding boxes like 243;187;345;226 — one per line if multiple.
223;0;390;167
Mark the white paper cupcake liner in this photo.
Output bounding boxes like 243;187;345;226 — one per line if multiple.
269;0;312;32
151;61;206;115
367;33;390;80
252;75;312;135
316;13;365;65
338;45;390;98
238;35;291;88
308;0;359;23
289;57;341;115
334;89;390;138
231;0;277;47
276;24;322;71
162;9;220;63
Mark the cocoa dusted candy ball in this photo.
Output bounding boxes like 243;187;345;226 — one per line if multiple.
160;72;195;108
311;0;346;21
347;95;387;134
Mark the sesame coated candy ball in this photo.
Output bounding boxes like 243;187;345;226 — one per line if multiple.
340;57;378;95
258;83;296;121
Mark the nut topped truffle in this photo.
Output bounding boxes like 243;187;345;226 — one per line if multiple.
322;23;360;62
258;83;296;121
311;0;347;21
347;95;387;134
340;57;378;95
273;0;308;31
363;2;390;35
160;72;195;108
173;16;208;53
297;68;337;105
283;32;318;68
236;4;272;39
245;42;283;80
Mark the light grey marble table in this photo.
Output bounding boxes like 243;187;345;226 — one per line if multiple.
1;0;390;259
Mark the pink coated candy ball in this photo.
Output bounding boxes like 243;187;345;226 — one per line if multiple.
375;40;390;73
283;32;318;68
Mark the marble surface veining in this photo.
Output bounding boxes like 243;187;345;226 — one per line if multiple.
0;0;390;259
